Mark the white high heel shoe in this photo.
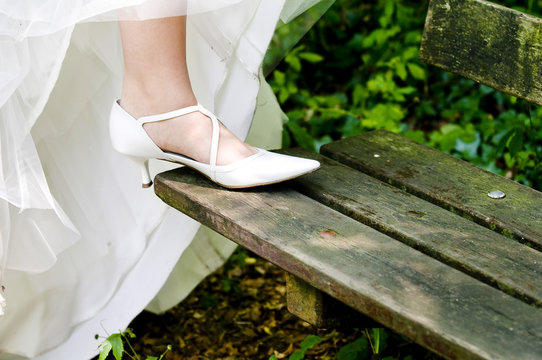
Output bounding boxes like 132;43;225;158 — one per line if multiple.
109;101;320;188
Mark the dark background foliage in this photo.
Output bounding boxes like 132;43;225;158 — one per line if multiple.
266;0;542;190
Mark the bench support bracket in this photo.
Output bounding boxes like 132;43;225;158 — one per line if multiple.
286;273;373;328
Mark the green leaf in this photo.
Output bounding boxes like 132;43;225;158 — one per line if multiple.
279;88;289;103
320;108;347;119
398;86;417;95
391;91;406;102
285;121;315;150
504;152;516;168
370;328;388;354
273;70;285;86
438;124;464;152
352;84;367;107
405;31;421;45
395;62;407;81
98;342;112;360
401;46;419;61
200;293;218;309
383;0;395;24
299;334;322;351
340;116;363;137
269;355;279;360
146;357;158;360
314;135;333;152
480;85;494;95
298;52;324;63
441;124;462;134
107;333;124;360
285;53;302;71
372;328;380;354
221;278;232;292
288;334;322;360
362;103;405;131
379;1;394;29
407;63;426;81
508;130;524;157
337;337;369;360
496;129;515;154
282;128;291;148
516;150;535;169
287;82;298;94
366;74;391;94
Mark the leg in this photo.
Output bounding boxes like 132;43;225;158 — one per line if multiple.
119;17;256;165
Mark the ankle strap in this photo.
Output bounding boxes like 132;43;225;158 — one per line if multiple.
137;104;202;125
196;106;219;178
137;103;220;178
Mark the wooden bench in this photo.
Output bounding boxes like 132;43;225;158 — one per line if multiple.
154;0;542;359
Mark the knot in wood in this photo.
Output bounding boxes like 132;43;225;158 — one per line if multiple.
319;229;337;239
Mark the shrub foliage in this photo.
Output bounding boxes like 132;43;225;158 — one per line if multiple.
267;0;542;190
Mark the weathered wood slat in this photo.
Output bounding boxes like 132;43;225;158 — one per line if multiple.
321;130;542;250
281;147;542;307
154;169;542;360
420;0;542;106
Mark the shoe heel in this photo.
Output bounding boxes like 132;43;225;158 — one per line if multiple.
131;157;152;188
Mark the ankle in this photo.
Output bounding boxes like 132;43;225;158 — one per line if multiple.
120;74;197;118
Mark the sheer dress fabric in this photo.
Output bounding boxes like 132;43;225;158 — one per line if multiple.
0;0;329;358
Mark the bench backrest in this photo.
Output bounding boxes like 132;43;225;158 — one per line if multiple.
420;0;542;106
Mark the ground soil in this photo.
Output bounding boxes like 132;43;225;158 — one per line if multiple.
125;248;443;360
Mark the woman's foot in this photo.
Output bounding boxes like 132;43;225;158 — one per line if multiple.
119;97;257;166
110;100;320;188
142;109;258;166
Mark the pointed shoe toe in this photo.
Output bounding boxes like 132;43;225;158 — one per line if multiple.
212;150;320;188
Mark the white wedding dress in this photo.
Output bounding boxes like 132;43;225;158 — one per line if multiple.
0;0;332;358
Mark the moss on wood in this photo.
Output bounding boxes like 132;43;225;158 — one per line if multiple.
420;0;542;105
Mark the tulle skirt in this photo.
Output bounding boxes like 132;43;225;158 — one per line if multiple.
0;0;332;358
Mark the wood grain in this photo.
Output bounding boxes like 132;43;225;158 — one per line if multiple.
282;147;542;307
154;169;542;360
321;130;542;250
420;0;542;106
